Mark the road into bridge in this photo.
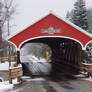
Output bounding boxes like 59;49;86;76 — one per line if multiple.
12;76;92;92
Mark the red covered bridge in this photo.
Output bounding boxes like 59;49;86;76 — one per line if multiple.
7;13;92;76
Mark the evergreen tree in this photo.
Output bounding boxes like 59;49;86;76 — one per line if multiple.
71;0;88;30
87;8;92;33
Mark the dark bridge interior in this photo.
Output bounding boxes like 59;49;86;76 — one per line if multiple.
21;37;82;77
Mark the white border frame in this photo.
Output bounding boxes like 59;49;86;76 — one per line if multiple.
85;40;92;49
19;36;83;49
8;36;92;50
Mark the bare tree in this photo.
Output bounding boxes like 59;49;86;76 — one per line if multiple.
0;0;15;57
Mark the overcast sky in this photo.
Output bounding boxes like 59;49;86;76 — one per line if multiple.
10;0;92;35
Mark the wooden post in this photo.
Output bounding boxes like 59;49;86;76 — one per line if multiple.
8;44;11;67
17;50;20;64
17;77;21;82
9;50;22;84
16;50;21;82
9;69;12;84
79;46;82;66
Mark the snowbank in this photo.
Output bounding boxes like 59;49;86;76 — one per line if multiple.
0;78;20;92
21;54;47;62
0;62;21;92
0;62;9;71
27;54;47;62
0;81;14;92
0;62;16;71
9;64;22;69
74;73;92;82
80;77;92;82
82;63;92;65
74;74;85;78
21;76;45;82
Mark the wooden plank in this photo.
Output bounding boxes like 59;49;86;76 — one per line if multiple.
80;63;92;77
9;67;23;79
0;56;16;63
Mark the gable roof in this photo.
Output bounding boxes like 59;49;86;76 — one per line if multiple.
7;13;92;49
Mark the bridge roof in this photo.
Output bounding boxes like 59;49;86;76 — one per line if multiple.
8;13;92;49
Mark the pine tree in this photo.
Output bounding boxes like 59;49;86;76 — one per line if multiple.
87;8;92;33
71;0;88;30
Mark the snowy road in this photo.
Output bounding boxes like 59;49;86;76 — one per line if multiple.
11;76;92;92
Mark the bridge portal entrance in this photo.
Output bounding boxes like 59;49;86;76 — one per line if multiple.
20;37;82;76
7;13;92;76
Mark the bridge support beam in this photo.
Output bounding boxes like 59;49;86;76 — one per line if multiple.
17;50;21;83
17;50;20;64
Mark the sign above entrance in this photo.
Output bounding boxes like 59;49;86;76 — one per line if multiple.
41;27;61;34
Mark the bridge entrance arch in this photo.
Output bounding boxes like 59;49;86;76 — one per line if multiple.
7;13;92;76
20;36;82;76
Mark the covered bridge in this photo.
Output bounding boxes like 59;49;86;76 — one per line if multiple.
7;13;92;76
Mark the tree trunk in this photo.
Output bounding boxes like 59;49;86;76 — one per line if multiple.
0;26;3;57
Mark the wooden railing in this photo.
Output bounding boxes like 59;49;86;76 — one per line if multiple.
80;63;92;77
9;64;23;84
0;56;16;63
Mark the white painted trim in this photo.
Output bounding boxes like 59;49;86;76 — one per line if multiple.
7;12;92;40
85;40;92;49
8;41;19;50
18;36;84;49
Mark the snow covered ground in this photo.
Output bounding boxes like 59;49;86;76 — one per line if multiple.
74;73;92;82
0;62;16;71
0;81;14;92
0;62;21;92
0;55;48;92
20;54;47;63
1;59;92;92
0;78;20;92
21;76;45;82
0;62;9;71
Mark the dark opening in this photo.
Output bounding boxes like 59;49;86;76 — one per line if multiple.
20;37;82;77
20;43;52;76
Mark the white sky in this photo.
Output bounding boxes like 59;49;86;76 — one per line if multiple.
10;0;92;35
